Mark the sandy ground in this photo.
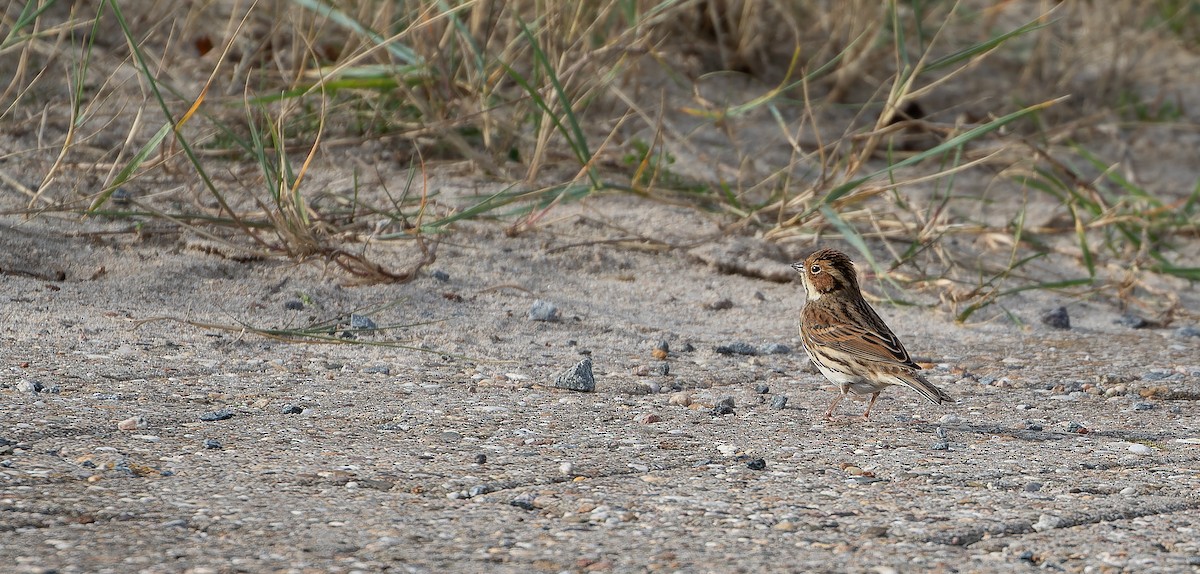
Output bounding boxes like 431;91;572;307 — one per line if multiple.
2;194;1198;573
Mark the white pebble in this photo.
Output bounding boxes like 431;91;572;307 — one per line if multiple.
1128;443;1153;456
559;462;574;476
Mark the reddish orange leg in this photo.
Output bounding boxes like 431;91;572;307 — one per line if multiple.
860;392;880;420
824;393;845;419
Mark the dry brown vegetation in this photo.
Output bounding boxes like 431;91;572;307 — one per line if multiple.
2;0;1198;320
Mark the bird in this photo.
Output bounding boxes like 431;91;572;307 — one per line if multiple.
792;248;952;420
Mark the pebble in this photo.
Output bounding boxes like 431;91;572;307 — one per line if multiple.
117;415;146;430
769;395;788;410
1032;514;1062;532
639;413;661;424
707;298;734;311
680;342;695;353
430;270;450;281
528;300;559;322
754;384;770;394
474;454;487;465
350;314;376;330
510;495;536;510
651;362;670;376
1023;481;1043;492
1128;443;1153;456
200;409;234;422
553;358;595;392
468;485;490;497
559;462;574;476
16;380;44;393
1133;402;1155;411
1025;422;1043;431
716;444;738;456
1142;370;1175;381
711;396;735;416
931;427;949;451
760;343;791;355
1041;306;1070;330
668;392;692;407
1103;385;1127;398
714;342;756;355
1115;314;1148;329
203;439;222;450
362;365;391;375
281;404;304;415
1175;326;1200;338
283;300;304;310
745;458;766;471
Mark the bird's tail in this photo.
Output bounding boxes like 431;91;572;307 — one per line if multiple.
889;370;954;404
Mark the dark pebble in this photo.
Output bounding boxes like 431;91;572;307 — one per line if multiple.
769;395;788;410
1025;423;1043;431
1020;551;1036;562
1041;306;1070;330
931;426;949;450
528;299;559;322
1133;402;1155;411
754;384;770;394
17;380;44;393
553;358;595;392
199;409;233;422
474;454;487;465
1066;421;1086;433
1114;314;1147;329
760;343;791;355
510;494;536;510
350;314;377;330
93;393;122;401
711;396;735;416
363;365;391;375
652;362;670;376
468;485;490;497
1024;482;1043;492
283;300;304;310
203;439;222;450
1174;326;1200;338
708;298;734;311
746;458;766;471
715;342;757;355
680;343;695;353
281;404;303;415
653;340;669;353
1142;371;1174;381
431;270;450;281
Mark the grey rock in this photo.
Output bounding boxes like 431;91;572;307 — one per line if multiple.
468;485;490;497
1175;325;1200;338
746;458;766;471
754;384;770;394
200;409;234;422
1133;402;1155;411
651;362;670;376
281;404;304;415
203;439;222;450
350;314;377;330
1041;306;1070;330
431;270;450;281
760;343;791;355
714;342;757;355
16;380;44;393
553;358;595;392
653;340;669;353
528;299;559;322
711;396;735;416
283;300;304;310
363;365;391;375
769;395;788;410
1114;314;1148;329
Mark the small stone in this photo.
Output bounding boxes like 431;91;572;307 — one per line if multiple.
773;521;796;532
199;409;233;422
431;270;450;281
528;300;559;322
668;392;692;407
1142;370;1174;381
1128;443;1153;456
468;485;490;497
769;395;788;410
754;384;770;394
1025;422;1043;431
510;494;536;510
203;439;222;450
746;458;766;471
680;343;695;353
1174;325;1200;339
1032;514;1062;532
652;362;670;376
1023;482;1043;492
714;342;757;355
350;314;376;330
843;466;864;476
1041;306;1070;330
639;413;662;424
1115;314;1148;329
17;380;45;393
711;396;735;416
559;462;575;476
1133;402;1155;411
117;415;146;431
474;454;487;465
553;358;595;392
760;343;791;355
363;365;391;375
283;300;304;310
281;404;303;415
707;298;734;311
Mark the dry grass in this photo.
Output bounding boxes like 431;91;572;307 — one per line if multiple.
1;0;1197;320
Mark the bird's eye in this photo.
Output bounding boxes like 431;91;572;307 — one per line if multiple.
809;264;821;274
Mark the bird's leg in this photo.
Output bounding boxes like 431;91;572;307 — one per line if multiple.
861;392;880;420
824;392;845;420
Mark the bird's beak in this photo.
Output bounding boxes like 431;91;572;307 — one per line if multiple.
790;262;804;272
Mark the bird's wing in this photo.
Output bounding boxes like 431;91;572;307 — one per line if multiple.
805;319;919;369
